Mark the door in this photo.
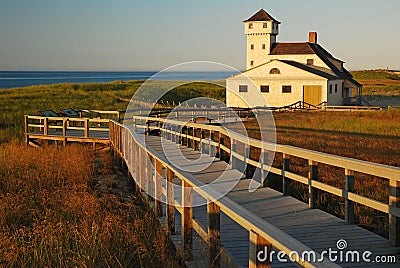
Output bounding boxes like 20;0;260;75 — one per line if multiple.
303;86;322;106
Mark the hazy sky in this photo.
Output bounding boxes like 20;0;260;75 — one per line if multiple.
0;0;399;71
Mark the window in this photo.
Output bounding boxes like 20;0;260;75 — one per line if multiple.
329;85;333;94
282;86;292;93
263;23;268;28
239;85;248;93
260;85;270;93
269;68;280;74
250;61;254;66
262;44;266;50
251;44;254;50
249;23;253;29
335;84;338;93
307;59;314;65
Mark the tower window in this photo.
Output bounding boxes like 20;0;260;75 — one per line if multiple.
239;85;248;93
282;86;292;93
335;84;338;93
262;44;266;49
251;44;254;50
250;61;254;66
260;85;270;93
270;68;280;74
307;59;314;65
249;23;253;29
329;85;332;94
263;23;268;28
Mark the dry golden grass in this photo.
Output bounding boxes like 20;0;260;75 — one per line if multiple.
0;143;180;267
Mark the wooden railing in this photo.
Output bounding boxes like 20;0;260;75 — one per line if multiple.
131;116;400;248
109;120;341;268
24;115;110;145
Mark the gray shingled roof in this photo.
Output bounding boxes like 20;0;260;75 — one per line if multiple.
270;43;314;55
269;42;362;88
280;60;339;80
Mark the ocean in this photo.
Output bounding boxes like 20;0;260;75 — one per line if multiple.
0;71;237;89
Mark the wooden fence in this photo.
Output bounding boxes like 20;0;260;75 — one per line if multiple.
24;115;110;146
110;120;343;267
131;115;400;248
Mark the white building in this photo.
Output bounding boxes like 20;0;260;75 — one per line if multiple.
226;9;362;108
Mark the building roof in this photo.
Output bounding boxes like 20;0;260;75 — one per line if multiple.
308;43;362;88
280;60;339;80
269;42;362;88
244;9;281;23
270;43;315;55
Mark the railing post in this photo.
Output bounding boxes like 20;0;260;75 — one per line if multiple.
155;160;163;217
44;117;49;136
145;121;150;136
282;154;291;196
230;139;237;169
84;118;89;138
201;129;206;153
164;124;168;140
188;127;192;149
135;145;141;189
389;178;400;246
184;126;188;146
191;127;195;149
308;160;319;209
261;149;269;187
166;167;175;234
182;181;193;260
209;131;215;157
62;118;67;146
219;136;224;160
24;115;29;146
170;124;175;142
345;169;355;224
176;125;180;145
249;230;271;268
192;127;197;150
245;144;251;178
147;153;154;200
208;202;221;268
140;148;146;191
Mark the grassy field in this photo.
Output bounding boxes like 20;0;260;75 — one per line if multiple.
0;81;225;143
351;70;400;96
0;143;180;267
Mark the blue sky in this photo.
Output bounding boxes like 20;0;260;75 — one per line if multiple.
0;0;399;71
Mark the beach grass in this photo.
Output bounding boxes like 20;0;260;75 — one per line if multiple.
0;143;180;267
0;81;226;143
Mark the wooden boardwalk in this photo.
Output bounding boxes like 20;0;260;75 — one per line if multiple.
23;111;400;267
144;135;400;267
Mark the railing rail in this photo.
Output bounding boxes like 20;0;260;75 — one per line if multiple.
132;115;400;248
109;120;341;267
24;115;110;145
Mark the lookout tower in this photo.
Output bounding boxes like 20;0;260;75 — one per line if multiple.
244;9;280;70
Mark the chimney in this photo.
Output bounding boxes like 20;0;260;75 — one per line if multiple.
309;32;317;44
